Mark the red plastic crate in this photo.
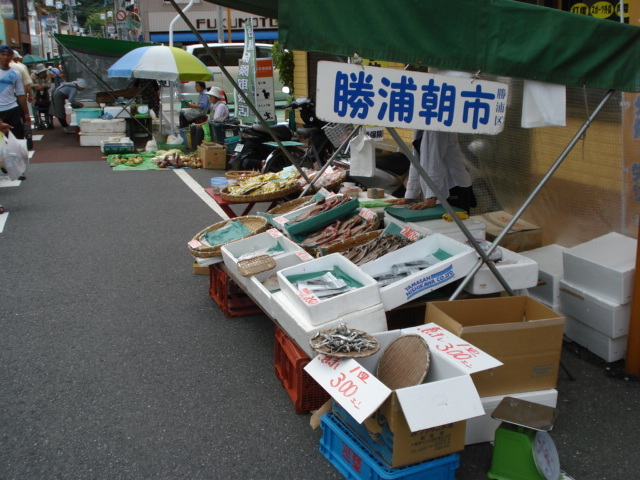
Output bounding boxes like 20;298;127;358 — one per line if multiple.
209;263;263;317
274;326;331;413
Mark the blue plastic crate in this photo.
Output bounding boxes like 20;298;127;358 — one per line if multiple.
320;413;459;480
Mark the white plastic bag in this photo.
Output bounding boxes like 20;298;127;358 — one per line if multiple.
145;139;158;152
349;128;375;177
0;131;29;181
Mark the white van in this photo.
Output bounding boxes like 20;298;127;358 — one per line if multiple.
182;43;287;108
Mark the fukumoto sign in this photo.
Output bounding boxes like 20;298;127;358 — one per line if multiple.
316;61;509;135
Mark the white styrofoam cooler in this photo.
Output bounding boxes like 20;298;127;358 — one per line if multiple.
79;118;126;134
559;279;630;339
79;132;121;147
385;215;486;243
562;232;636;304
465;389;558;445
360;233;476;311
103;105;132;118
564;314;627;362
521;244;567;306
277;253;382;326
221;231;304;286
464;246;539;295
271;290;387;358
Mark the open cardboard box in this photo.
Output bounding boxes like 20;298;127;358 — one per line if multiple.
426;296;564;396
360;233;476;311
306;324;501;467
470;210;542;252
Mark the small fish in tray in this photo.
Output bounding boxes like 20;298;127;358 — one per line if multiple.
296;272;354;300
310;323;380;357
289;195;350;224
342;233;413;266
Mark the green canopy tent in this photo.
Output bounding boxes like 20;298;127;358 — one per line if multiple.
191;0;639;296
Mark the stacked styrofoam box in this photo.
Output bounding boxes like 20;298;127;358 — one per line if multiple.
561;232;636;362
103;105;132;118
463;246;539;295
385;214;486;244
79;118;128;147
521;244;567;310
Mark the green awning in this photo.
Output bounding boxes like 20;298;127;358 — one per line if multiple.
54;34;155;57
203;0;640;92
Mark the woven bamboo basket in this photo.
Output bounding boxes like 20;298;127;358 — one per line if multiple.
266;195;314;215
303;169;347;193
237;255;276;277
225;170;260;184
188;216;268;258
219;183;302;203
376;334;430;390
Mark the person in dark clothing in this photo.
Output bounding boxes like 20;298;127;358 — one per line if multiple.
134;78;161;117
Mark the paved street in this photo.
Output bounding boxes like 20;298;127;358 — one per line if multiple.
1;130;639;479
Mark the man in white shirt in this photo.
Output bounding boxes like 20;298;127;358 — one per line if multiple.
0;45;31;140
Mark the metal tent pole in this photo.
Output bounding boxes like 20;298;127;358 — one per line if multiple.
450;89;616;300
386;127;516;296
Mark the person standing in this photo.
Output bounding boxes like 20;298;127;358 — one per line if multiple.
49;78;87;133
0;46;31;140
179;81;210;127
207;86;229;123
390;130;477;214
10;51;33;104
133;78;160;117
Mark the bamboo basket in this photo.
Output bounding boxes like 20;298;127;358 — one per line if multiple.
376;334;430;390
225;170;260;184
188;216;268;258
266;195;314;215
302;169;347;193
219;183;302;203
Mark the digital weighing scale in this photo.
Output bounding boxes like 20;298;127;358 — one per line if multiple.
488;396;562;480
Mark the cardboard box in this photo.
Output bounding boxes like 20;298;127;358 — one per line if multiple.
198;143;227;169
559;279;630;338
306;327;501;467
465;389;558;445
427;296;565;396
360;233;476;311
470;210;542;252
562;232;637;304
463;246;539;295
564;315;627;362
521;244;567;306
277;253;382;326
193;262;210;274
270;291;387;357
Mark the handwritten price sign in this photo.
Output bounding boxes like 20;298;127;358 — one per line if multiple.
267;228;283;238
408;323;502;373
295;250;313;261
188;239;203;249
359;208;376;221
305;355;391;423
274;215;289;226
400;226;420;242
297;286;321;305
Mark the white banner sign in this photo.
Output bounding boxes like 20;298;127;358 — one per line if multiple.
316;61;508;135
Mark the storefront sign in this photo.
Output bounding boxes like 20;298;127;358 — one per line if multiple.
305;355;391;423
316;62;509;135
568;0;628;22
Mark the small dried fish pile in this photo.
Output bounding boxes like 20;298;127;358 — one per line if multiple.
300;215;375;247
289;195;350;224
374;256;444;287
311;324;378;354
342;234;413;266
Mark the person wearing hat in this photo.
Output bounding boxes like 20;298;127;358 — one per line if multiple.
31;63;51;93
0;45;31;142
207;86;230;123
179;81;210;128
49;78;87;133
9;50;33;104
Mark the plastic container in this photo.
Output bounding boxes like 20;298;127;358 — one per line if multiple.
74;108;103;124
274;326;330;413
210;177;228;194
320;413;460;480
208;264;263;317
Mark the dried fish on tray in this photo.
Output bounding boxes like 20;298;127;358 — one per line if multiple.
289;195;351;224
296;272;356;300
299;214;377;248
310;323;380;358
342;233;414;266
373;250;454;287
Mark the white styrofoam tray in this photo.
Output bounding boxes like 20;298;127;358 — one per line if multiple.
277;253;382;326
521;244;567;306
79;118;126;134
385;214;486;243
564;314;627;363
465;389;558;445
270;290;387;358
562;232;636;304
221;231;303;283
464;246;539;295
360;233;476;311
559;279;630;338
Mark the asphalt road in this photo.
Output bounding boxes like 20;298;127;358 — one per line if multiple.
1;131;639;479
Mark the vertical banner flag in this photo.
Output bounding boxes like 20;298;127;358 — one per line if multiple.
236;21;276;125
